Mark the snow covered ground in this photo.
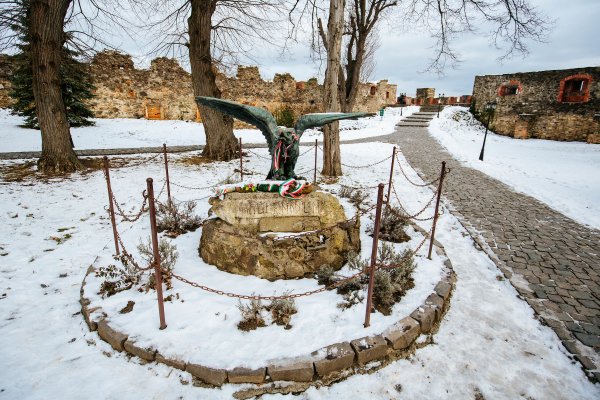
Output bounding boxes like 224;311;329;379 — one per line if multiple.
0;106;417;152
1;142;598;399
429;107;600;229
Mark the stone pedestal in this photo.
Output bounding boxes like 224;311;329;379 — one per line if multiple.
200;191;360;280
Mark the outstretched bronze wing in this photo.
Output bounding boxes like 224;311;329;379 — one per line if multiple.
195;97;279;152
294;112;374;135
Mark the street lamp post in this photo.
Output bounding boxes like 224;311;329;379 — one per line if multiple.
478;101;497;161
437;92;445;118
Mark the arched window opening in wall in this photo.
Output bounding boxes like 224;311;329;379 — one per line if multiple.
558;74;592;103
386;91;390;99
370;86;376;95
498;81;522;97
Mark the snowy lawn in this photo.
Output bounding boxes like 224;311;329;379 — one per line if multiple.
1;142;598;399
429;107;600;229
0;106;417;152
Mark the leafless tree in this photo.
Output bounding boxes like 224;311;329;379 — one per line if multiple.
290;0;549;177
135;0;284;161
400;0;551;74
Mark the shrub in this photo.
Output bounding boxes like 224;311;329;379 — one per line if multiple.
267;296;297;329
339;186;368;207
95;256;141;298
156;200;203;237
315;265;337;286
137;237;179;290
237;298;266;331
374;207;410;243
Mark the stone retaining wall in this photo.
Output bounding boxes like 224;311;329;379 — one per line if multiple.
80;234;455;392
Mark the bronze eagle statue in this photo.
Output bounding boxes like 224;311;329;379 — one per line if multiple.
196;96;373;180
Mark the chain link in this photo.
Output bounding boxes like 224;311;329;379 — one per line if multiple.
341;154;393;169
170;181;218;190
123;152;164;168
111;191;149;222
395;154;441;187
390;182;437;221
114;228;154;271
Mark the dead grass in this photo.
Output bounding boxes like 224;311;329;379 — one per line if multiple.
174;154;213;166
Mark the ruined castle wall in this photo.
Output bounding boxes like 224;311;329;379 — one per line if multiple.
472;67;600;142
0;51;397;123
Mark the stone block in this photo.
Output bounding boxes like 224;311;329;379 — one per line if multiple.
411;306;436;333
186;363;227;386
434;281;452;301
383;317;420;350
80;299;99;332
267;360;315;382
587;134;600;144
350;335;388;366
155;353;186;370
97;320;128;352
227;367;267;384
208;191;347;233
425;293;445;321
123;340;156;361
311;342;355;377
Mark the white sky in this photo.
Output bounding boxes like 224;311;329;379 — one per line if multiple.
94;0;600;98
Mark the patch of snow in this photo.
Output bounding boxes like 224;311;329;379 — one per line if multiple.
429;106;600;229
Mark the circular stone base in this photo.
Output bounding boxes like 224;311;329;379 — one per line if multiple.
199;218;361;280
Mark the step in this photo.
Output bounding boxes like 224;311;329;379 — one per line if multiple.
395;123;429;127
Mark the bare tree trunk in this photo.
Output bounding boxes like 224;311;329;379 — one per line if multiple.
188;0;237;161
29;0;81;173
321;0;345;177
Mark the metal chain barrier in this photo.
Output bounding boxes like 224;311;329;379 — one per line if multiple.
246;148;272;160
341;154;393;169
123;152;164;168
395;154;441;187
390;182;438;221
170;181;219;191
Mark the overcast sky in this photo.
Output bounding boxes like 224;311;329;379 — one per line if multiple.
114;0;600;98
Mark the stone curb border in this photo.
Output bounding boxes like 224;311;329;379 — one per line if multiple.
80;234;455;389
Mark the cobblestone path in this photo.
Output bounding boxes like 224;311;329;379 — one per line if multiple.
390;113;600;380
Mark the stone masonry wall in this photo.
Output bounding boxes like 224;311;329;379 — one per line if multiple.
0;51;397;121
472;67;600;142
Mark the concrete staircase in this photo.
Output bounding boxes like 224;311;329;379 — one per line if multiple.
395;110;438;128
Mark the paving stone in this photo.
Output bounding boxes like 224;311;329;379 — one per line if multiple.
227;367;266;384
186;363;227;386
575;355;597;370
155;353;186;370
383;317;420;350
311;342;355;377
123;340;156;361
268;360;315;382
96;320;128;352
573;332;600;347
350;335;388;366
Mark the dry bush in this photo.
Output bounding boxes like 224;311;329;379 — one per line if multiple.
328;243;415;314
156;200;203;237
237;298;266;331
339;186;368;207
137;237;179;290
95;255;142;298
267;295;297;329
366;206;410;243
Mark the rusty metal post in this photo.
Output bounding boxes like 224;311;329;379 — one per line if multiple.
313;139;318;183
428;161;447;260
364;183;385;328
162;143;172;204
239;137;243;182
147;178;167;330
385;146;397;205
103;156;120;255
